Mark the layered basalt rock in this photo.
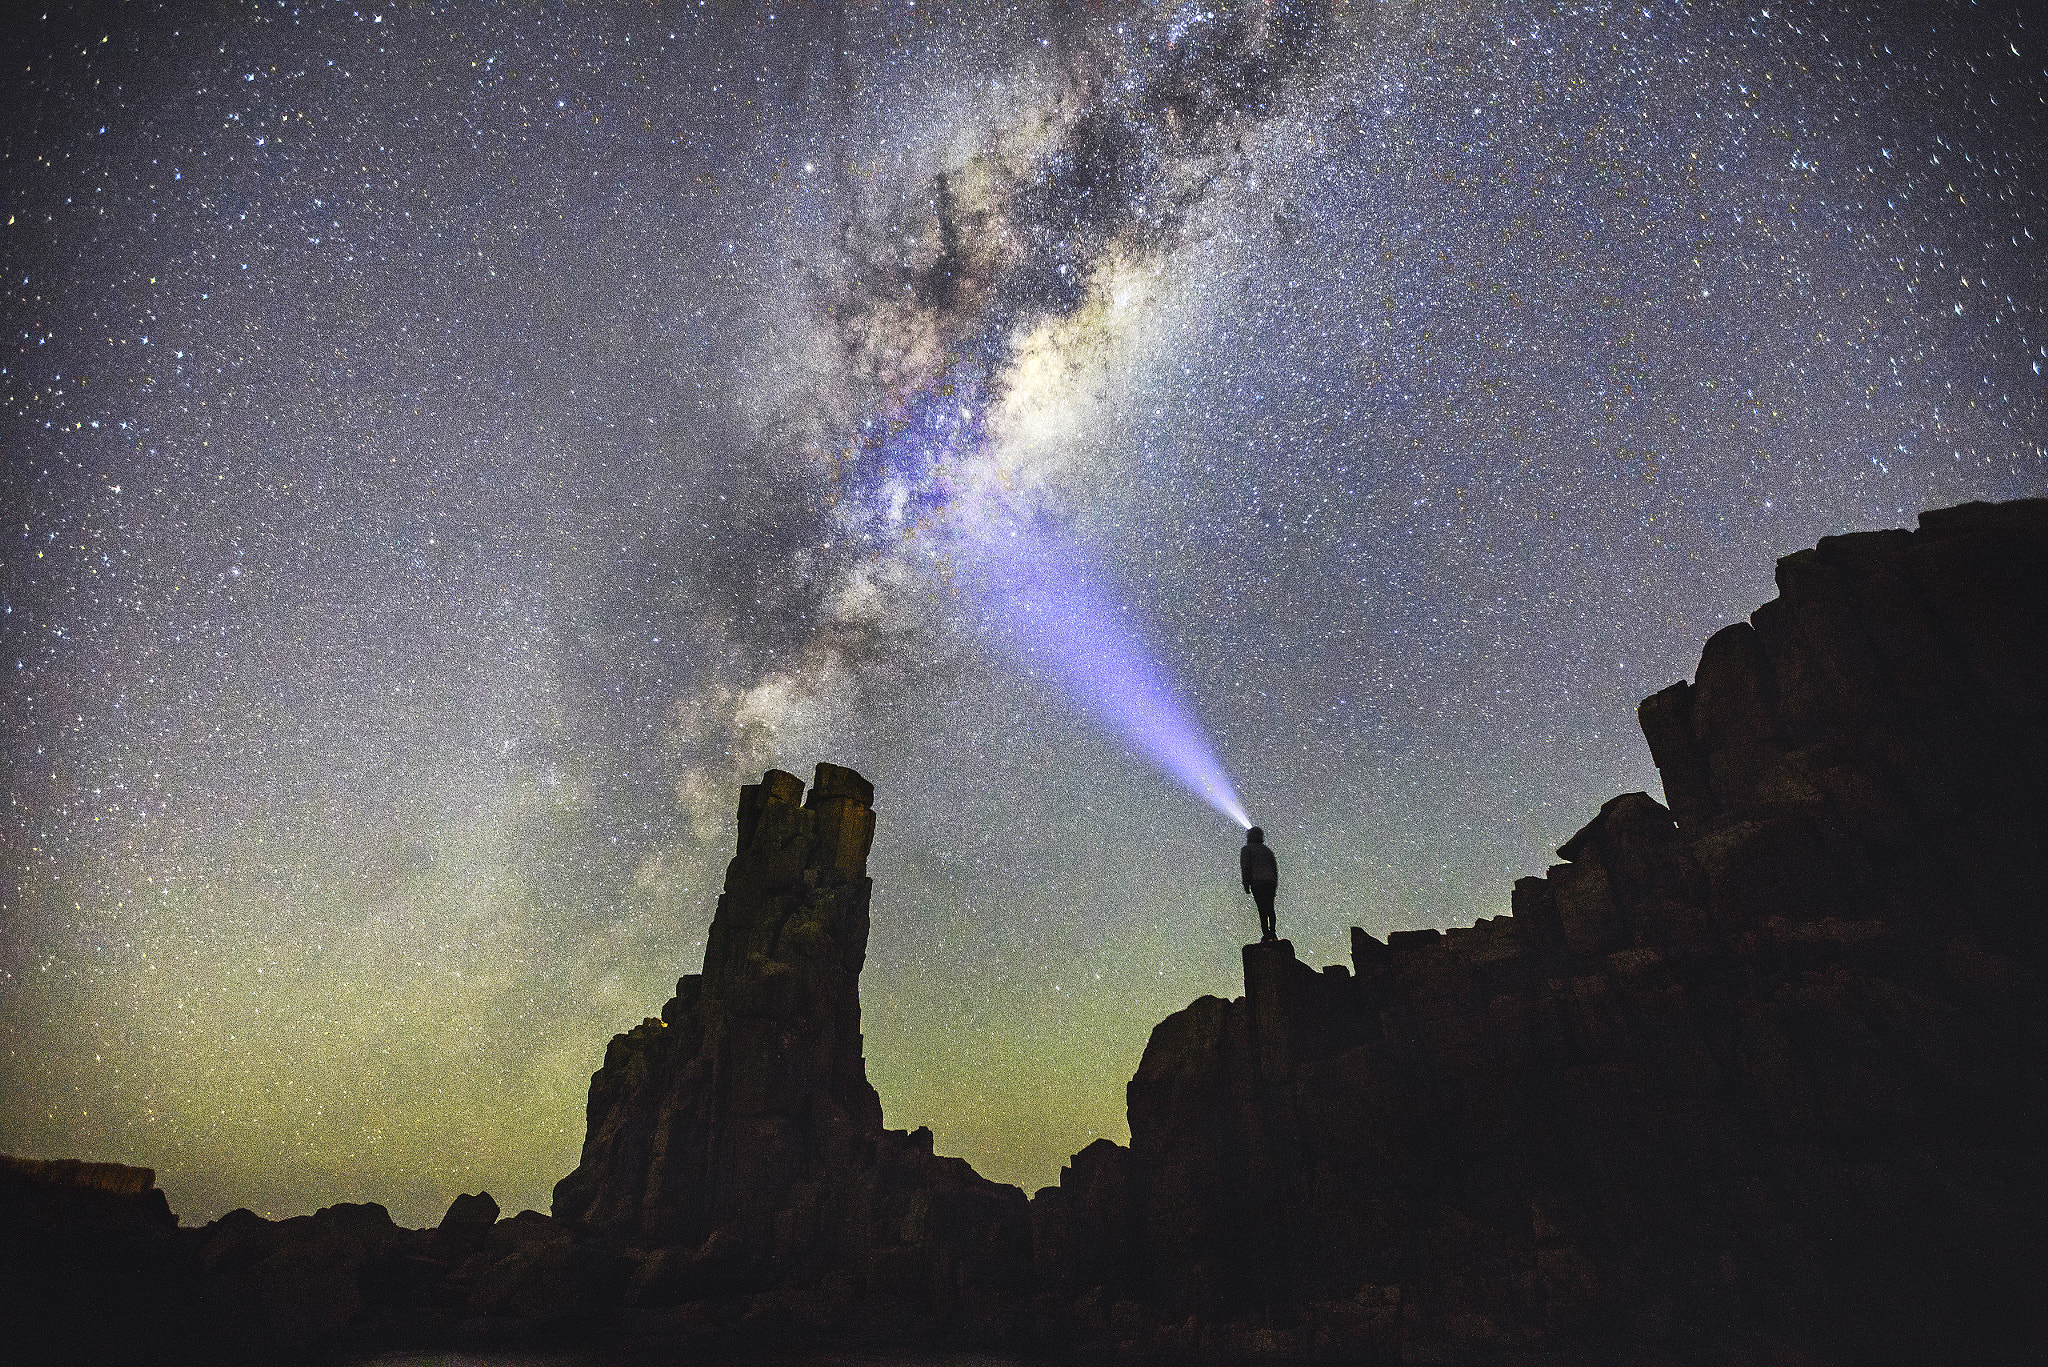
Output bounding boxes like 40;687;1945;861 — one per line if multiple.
1050;498;2048;1362
552;761;1030;1337
553;762;885;1246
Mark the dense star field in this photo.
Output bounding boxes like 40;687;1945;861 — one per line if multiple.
3;1;2043;1227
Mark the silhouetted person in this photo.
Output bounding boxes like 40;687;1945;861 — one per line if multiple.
1241;826;1278;942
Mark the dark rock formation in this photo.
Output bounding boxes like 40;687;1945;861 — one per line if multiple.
6;500;2043;1363
177;1197;628;1357
0;1156;209;1364
432;1189;499;1260
553;762;884;1244
196;1201;414;1348
1045;498;2048;1362
441;1190;500;1228
553;760;1031;1342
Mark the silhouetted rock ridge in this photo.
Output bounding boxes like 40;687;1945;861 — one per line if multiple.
1038;497;2048;1361
6;500;2043;1363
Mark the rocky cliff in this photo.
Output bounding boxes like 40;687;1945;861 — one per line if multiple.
7;499;2044;1363
1043;497;2048;1362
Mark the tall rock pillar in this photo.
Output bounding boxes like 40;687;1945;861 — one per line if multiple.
552;763;1029;1335
552;762;882;1257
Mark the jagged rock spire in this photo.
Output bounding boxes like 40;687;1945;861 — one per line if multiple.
552;762;1028;1330
553;762;884;1246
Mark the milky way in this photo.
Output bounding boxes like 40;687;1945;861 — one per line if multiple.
4;1;2043;1226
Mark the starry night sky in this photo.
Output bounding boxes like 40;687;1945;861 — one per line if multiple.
4;0;2043;1228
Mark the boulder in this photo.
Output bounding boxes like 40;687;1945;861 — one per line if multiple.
432;1190;499;1259
441;1190;500;1227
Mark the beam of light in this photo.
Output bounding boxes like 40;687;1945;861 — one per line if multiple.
850;368;1250;830
984;531;1252;830
801;0;1339;829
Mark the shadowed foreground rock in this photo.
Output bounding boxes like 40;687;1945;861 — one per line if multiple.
1044;497;2048;1362
0;1157;210;1365
5;499;2044;1363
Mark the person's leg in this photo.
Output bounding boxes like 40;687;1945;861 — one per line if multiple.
1254;886;1276;940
